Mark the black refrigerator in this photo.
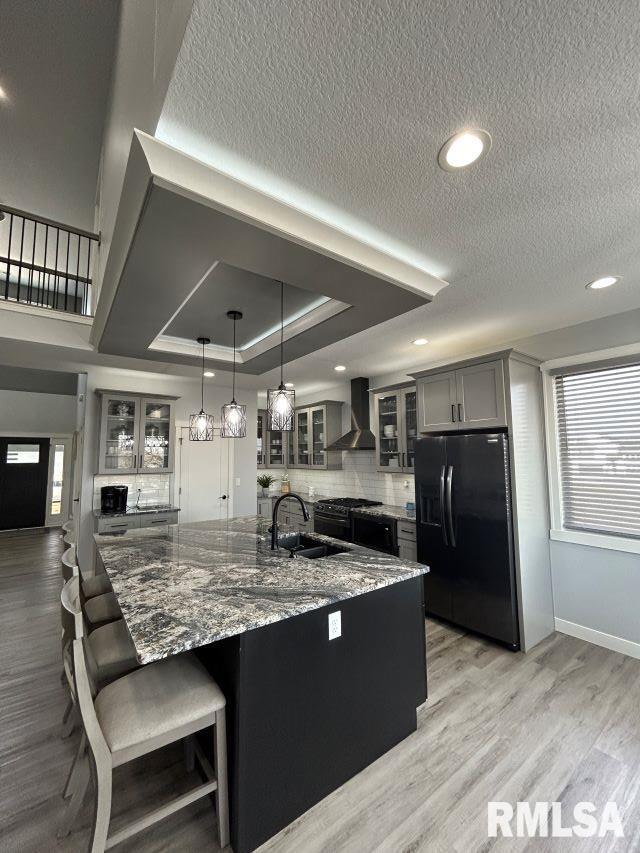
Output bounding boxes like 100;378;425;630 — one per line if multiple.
415;431;520;649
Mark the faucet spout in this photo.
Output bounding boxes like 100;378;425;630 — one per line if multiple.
271;492;310;550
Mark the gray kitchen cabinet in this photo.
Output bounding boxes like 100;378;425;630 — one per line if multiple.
455;360;506;429
416;372;458;433
97;391;177;474
138;510;179;528
257;410;267;468
266;426;287;468
414;358;506;433
257;496;272;517
96;514;140;534
397;518;417;561
287;402;343;470
373;385;417;472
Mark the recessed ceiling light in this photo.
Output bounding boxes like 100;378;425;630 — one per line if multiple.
585;275;620;290
334;365;346;372
203;370;215;377
285;382;294;388
438;129;492;171
413;338;429;346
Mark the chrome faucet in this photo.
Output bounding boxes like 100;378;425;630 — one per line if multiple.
270;492;310;550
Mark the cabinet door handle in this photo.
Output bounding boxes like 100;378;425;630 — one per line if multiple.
458;403;463;422
451;404;456;423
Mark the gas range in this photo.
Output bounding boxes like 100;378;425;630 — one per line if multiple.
314;497;383;519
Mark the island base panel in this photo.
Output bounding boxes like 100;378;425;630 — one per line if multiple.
200;576;427;853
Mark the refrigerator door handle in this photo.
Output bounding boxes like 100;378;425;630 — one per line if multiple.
446;464;456;547
439;465;449;546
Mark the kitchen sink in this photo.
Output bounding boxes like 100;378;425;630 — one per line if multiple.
276;532;351;559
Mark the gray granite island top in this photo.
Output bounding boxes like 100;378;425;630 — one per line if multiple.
95;515;428;665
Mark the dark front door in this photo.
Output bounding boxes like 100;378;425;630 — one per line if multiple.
0;438;50;530
415;436;454;620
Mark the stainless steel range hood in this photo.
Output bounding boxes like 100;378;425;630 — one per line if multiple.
326;377;376;451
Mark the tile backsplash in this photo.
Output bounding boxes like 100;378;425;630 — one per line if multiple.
282;451;415;506
93;473;173;510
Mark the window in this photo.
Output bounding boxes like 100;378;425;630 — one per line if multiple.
553;362;640;540
6;443;40;464
50;444;65;515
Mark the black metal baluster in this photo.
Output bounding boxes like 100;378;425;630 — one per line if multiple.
42;225;49;307
85;238;92;315
4;213;13;301
64;230;70;312
75;232;81;313
28;219;37;305
53;228;60;310
17;217;25;303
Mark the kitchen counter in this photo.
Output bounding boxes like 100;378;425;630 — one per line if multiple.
352;503;416;523
93;505;180;519
95;515;428;665
95;513;428;853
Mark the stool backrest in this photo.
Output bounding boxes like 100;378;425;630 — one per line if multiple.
61;546;78;582
63;530;76;547
72;638;110;764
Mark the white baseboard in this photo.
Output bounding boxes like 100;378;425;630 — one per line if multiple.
554;618;640;660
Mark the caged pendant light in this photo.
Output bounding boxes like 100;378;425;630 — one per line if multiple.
266;281;295;431
221;311;247;438
189;337;215;441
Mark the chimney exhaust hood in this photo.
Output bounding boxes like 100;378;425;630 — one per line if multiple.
326;377;376;451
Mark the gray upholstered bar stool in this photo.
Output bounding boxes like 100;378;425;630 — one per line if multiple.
61;545;113;601
72;638;230;852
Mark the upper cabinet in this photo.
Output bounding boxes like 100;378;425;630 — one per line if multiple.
288;402;343;470
414;358;507;434
257;409;267;468
97;391;177;474
373;385;417;473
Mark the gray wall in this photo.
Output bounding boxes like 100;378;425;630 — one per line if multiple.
0;388;76;434
550;540;640;645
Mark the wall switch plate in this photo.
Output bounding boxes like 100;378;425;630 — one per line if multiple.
404;479;410;489
328;610;341;640
235;477;241;486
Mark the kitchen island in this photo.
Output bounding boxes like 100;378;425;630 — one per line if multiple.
95;516;428;853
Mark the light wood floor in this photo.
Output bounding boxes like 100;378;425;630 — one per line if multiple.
1;528;639;852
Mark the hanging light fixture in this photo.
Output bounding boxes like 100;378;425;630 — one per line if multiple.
266;281;295;431
221;310;247;438
189;337;215;441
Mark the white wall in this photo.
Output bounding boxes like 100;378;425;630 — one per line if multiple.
0;389;76;434
550;540;640;651
79;366;256;570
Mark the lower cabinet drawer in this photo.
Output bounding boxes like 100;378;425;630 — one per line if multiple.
97;516;140;533
139;511;179;528
397;522;416;542
398;539;418;562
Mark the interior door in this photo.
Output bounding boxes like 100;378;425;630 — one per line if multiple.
415;436;453;620
0;438;51;530
175;426;231;523
445;432;519;646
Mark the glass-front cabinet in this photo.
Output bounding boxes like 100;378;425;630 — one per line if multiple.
267;427;286;468
311;407;325;466
97;392;176;474
373;385;416;473
296;410;310;466
257;410;266;468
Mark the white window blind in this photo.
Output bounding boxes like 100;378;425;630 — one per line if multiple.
554;362;640;539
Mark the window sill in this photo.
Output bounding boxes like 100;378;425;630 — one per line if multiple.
550;528;640;556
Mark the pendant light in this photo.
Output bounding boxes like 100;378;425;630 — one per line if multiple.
266;281;295;431
189;336;215;441
221;310;247;438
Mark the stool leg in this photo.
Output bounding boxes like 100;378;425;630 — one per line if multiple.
89;754;112;853
214;709;230;849
57;752;90;838
184;735;195;772
61;700;77;738
63;731;86;799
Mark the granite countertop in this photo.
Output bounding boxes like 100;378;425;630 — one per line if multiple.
352;504;416;523
94;515;428;664
257;491;330;506
93;505;180;519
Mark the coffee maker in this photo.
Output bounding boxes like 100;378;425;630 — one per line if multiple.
100;485;128;514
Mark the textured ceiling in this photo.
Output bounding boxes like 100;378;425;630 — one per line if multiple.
165;263;327;348
157;0;640;387
0;0;118;230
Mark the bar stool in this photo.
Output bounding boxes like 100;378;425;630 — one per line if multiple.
83;591;122;630
72;638;229;851
61;544;112;599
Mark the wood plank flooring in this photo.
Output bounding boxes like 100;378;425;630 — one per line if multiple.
1;528;639;852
